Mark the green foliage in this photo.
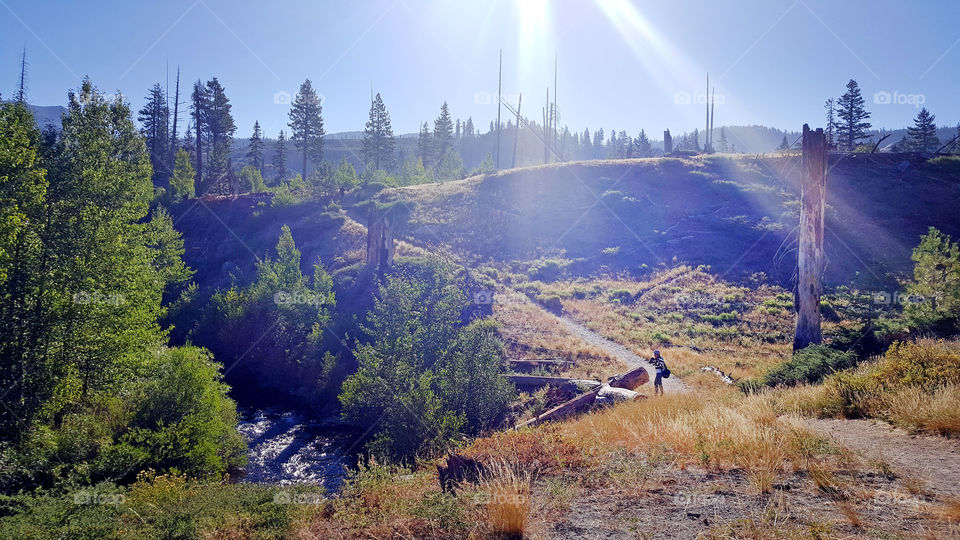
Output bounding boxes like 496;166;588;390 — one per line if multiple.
339;259;514;462
198;226;339;403
905;227;960;333
470;152;495;176
169;148;195;201
271;174;310;207
399;157;434;186
762;345;857;387
0;474;322;539
435;148;464;181
527;259;564;282
238;165;266;193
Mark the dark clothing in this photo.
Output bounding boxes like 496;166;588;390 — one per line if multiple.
651;356;666;389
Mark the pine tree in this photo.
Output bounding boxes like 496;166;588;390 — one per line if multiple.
246;121;264;174
824;98;836;148
288;79;325;180
635;130;651;156
836;79;871;151
905;107;940;153
417;122;433;168
719;128;729;153
203;78;236;192
272;130;288;182
691;129;701;152
593;128;604;157
190;80;208;191
361;92;397;171
463;117;474;138
777;135;790;151
169;67;181;172
137;83;170;185
433;102;454;164
170;148;196;201
15;47;27;103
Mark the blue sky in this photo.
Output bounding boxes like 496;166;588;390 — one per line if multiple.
2;0;958;138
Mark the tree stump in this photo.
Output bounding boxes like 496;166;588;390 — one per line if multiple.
794;124;827;350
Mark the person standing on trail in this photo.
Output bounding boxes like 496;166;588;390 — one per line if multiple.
651;350;668;395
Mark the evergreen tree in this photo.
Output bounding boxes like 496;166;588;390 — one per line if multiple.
905;107;940;153
836;79;872;151
777;135;791;151
417;122;433;168
433;102;454;164
137;83;170;185
635;129;651;156
272;130;288;182
463;117;474;138
690;129;701;152
203;78;236;193
288;79;325;180
170;148;195;201
361;92;397;171
719;128;729;153
824;98;836;148
246;120;264;174
582;128;592;157
189;80;208;191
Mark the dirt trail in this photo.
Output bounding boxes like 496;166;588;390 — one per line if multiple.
554;315;688;393
804;417;960;498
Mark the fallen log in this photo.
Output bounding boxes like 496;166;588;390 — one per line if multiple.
515;388;600;429
595;383;645;406
506;374;601;393
607;365;650;390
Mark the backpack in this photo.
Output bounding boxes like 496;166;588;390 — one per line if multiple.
662;367;671;379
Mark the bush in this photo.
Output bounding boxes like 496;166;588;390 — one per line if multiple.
527;259;563;282
763;345;856;387
339;259;514;462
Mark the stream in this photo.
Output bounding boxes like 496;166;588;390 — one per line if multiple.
235;408;358;493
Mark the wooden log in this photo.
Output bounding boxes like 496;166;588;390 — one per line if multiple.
506;374;579;393
607;365;649;390
597;384;641;402
515;388;600;429
794;124;827;350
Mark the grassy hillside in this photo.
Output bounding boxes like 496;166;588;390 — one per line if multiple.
381;154;960;285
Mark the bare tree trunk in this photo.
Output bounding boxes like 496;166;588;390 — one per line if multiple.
794;124;827;350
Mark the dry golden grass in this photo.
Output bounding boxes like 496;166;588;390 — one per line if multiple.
480;462;532;539
559;390;837;486
880;384;960;437
536;266;798;381
491;289;625;379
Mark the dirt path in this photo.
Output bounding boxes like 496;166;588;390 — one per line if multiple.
555;315;687;393
804;417;960;498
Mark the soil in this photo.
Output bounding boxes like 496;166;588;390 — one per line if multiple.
805;417;960;498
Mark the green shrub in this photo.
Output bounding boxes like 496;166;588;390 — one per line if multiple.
763;345;856;387
527;259;564;282
608;289;633;304
537;293;564;315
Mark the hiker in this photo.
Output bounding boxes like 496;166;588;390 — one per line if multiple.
651;349;668;395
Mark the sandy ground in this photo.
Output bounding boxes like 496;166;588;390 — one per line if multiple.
805;417;960;498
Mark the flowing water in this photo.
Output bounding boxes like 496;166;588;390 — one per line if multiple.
235;408;358;493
